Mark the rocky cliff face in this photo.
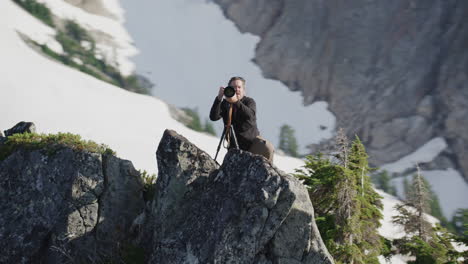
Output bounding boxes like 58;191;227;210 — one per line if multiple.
142;130;333;264
0;128;145;263
212;0;468;180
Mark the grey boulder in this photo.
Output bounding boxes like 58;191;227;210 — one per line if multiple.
0;147;144;263
144;129;333;264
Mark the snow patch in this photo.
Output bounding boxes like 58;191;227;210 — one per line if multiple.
381;137;447;173
0;0;302;176
101;0;125;22
36;0;137;75
7;0;61;52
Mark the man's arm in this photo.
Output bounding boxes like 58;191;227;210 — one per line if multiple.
235;98;256;120
209;97;223;121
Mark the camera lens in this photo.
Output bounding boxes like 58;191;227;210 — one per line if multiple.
224;86;236;98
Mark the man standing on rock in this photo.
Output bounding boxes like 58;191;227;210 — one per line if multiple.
210;76;274;162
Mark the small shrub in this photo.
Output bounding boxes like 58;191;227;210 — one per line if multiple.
140;170;157;202
0;132;114;160
64;20;91;43
13;0;54;27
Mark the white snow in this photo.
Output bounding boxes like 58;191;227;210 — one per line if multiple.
101;0;125;22
120;0;336;154
5;0;62;53
36;0;137;75
0;0;302;177
381;137;447;173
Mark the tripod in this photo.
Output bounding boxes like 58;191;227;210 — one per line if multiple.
214;103;239;162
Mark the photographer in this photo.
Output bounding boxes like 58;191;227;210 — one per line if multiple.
210;76;274;161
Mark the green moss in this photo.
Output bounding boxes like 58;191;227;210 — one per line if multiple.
0;132;115;160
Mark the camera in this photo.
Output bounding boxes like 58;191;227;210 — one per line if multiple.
224;86;236;98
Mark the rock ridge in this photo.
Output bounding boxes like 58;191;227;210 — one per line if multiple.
0;123;145;263
142;129;333;264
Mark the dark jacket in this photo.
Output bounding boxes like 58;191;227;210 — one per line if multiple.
209;96;260;150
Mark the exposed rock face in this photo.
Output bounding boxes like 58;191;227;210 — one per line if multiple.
143;129;333;264
0;144;144;263
212;0;468;181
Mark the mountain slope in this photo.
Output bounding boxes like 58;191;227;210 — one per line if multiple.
1;1;464;263
0;0;303;176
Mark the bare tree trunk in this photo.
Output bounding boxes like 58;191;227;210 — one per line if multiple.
415;164;428;242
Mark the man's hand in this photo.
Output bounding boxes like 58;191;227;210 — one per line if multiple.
217;87;224;100
226;94;239;104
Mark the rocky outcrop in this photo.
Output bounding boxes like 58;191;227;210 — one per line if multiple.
142;130;333;264
0;128;144;263
0;123;332;263
4;121;36;136
212;0;468;181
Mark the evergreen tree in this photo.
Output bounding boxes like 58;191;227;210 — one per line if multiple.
403;172;451;231
335;128;349;168
180;108;216;136
181;108;203;132
392;165;459;263
372;171;397;196
65;20;92;43
421;177;451;229
278;124;299;157
295;134;384;264
452;208;468;239
14;0;54;27
347;137;384;263
203;119;216;136
403;177;412;200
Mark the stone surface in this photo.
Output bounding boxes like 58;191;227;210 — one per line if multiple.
143;129;333;264
4;121;36;137
212;0;468;181
0;147;144;263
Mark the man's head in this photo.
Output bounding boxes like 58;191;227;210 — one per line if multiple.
228;76;246;100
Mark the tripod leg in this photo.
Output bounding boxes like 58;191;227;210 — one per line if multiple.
230;125;239;149
214;127;226;161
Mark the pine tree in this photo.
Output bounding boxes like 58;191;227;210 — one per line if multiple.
452;208;468;239
372;171;397;196
392;165;458;263
421;177;451;230
203;119;216;136
278;124;299;157
181;108;203;132
295;134;384;264
412;165;431;241
347;136;384;263
403;177;412;200
335;128;349;168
